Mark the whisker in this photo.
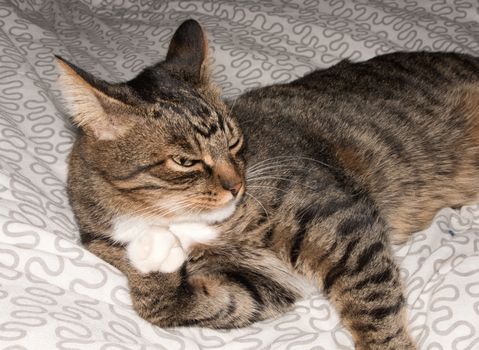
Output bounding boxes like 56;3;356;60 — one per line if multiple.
226;96;239;119
248;155;334;172
244;191;271;226
247;157;303;172
121;198;195;221
246;185;290;193
140;203;197;222
246;164;314;177
247;175;317;191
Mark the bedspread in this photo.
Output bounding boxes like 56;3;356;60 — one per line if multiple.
1;1;479;349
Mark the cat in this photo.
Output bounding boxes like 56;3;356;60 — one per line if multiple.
57;20;241;273
60;19;479;350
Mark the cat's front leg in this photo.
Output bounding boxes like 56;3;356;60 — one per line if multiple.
127;227;186;274
85;237;300;329
112;216;186;273
112;217;220;274
128;221;220;273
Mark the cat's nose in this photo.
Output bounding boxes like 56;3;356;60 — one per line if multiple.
216;160;243;198
221;179;243;197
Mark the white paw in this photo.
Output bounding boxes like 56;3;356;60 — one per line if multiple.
158;245;186;273
127;227;186;274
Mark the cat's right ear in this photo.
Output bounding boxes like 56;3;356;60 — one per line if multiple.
55;56;131;140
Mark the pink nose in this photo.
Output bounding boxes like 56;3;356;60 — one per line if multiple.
221;179;243;197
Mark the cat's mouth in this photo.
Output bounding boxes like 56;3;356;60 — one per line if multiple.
197;200;238;223
170;200;238;224
153;189;243;224
190;188;243;211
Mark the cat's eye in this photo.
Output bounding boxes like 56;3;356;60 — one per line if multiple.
171;156;198;167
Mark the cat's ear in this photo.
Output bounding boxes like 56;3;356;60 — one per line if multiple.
165;19;209;84
55;56;131;140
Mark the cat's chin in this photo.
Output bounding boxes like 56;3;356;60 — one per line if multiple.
172;200;237;224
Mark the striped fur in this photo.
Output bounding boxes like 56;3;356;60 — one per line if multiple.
65;20;479;350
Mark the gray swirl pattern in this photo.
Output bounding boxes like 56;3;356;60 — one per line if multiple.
1;1;479;349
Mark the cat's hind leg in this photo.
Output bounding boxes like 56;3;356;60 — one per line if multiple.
290;197;417;350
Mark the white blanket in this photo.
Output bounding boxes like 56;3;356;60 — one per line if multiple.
1;1;478;349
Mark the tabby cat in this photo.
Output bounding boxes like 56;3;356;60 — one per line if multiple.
60;19;479;350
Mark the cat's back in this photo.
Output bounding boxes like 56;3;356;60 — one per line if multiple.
236;51;479;162
236;51;479;120
292;51;479;93
235;51;479;241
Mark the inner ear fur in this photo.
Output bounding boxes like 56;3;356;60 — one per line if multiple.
55;56;133;140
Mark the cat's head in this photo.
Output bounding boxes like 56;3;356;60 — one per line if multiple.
59;20;245;224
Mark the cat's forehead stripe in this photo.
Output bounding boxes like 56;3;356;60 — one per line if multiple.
191;121;218;138
150;94;223;139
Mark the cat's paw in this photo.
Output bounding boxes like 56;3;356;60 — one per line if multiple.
158;245;186;273
127;227;186;274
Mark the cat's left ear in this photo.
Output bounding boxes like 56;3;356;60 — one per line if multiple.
165;19;209;84
55;56;133;140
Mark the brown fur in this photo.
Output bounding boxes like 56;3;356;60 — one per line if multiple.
62;20;479;350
